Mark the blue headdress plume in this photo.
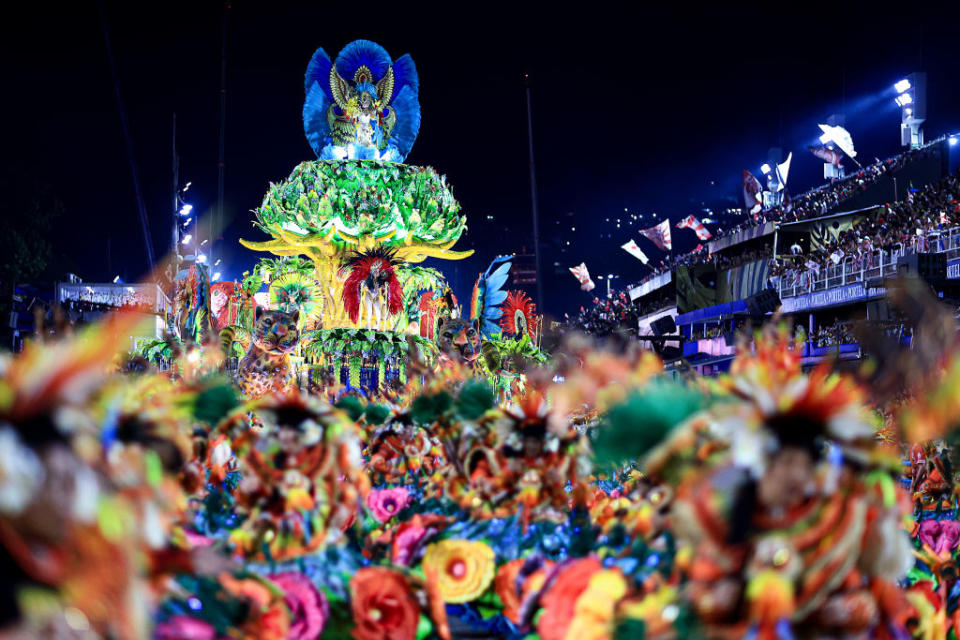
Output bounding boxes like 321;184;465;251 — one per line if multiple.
471;256;512;338
302;40;421;162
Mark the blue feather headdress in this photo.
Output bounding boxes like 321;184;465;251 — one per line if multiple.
303;40;421;162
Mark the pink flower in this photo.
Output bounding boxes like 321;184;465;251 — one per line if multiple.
155;616;216;640
182;528;215;547
919;519;960;555
366;487;411;523
389;513;446;566
268;572;329;640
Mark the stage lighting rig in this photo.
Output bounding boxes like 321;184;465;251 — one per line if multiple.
896;72;926;148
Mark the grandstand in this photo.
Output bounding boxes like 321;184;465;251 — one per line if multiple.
573;137;960;375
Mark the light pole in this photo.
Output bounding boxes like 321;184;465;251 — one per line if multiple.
606;274;619;299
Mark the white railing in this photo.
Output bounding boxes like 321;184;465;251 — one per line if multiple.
774;230;950;299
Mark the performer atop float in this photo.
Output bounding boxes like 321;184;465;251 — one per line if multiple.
303;39;420;162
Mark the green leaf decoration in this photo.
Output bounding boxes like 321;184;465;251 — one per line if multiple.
252;161;465;250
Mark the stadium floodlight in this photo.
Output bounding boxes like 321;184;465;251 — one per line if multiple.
215;259;222;266
197;254;207;264
895;92;913;107
179;204;193;216
894;79;911;94
112;275;120;283
182;234;192;245
760;163;771;175
904;107;913;116
951;136;958;146
213;272;221;280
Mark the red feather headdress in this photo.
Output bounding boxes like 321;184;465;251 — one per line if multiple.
340;248;405;324
500;290;537;337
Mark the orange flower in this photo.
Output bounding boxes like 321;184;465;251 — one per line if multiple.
218;573;290;640
495;559;525;623
249;602;291;640
565;569;628;640
219;572;274;610
424;564;451;640
349;567;420;640
537;557;603;640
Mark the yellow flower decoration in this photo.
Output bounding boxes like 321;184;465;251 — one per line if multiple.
422;539;495;603
564;569;627;640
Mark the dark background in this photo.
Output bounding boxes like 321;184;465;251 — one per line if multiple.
3;2;960;318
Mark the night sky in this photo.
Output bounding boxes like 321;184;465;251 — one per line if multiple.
4;3;960;318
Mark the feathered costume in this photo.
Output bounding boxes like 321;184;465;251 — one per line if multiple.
500;290;537;338
303;40;420;162
340;248;404;327
469;256;511;338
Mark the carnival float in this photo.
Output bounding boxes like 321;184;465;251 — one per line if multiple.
2;37;954;640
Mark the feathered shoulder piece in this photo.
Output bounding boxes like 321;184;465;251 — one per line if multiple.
469;256;511;338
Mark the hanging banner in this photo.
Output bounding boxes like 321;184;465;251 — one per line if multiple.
675;264;717;314
717;258;770;304
628;271;672;301
708;221;775;254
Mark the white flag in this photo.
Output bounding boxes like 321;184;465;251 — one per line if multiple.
621;240;649;264
775;152;792;192
818;124;856;158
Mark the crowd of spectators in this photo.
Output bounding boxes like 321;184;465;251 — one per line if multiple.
810;322;855;347
772;169;960;291
579;142;951;341
626;144;940;290
565;292;642;338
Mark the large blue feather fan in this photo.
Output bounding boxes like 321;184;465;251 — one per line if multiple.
302;40;421;162
471;256;512;338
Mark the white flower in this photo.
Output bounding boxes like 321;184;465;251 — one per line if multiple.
71;465;100;523
210;441;232;467
0;427;44;515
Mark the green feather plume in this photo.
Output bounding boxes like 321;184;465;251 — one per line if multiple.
335;396;365;422
411;391;452;425
193;383;240;427
363;404;391;425
454;380;495;420
592;379;704;466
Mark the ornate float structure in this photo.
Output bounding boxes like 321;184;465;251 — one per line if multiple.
236;40;474;393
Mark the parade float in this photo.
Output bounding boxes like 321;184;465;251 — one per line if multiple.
231;40;480;394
